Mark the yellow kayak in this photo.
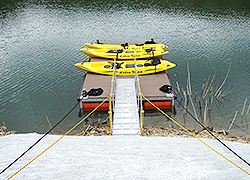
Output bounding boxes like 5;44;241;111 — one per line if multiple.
80;48;169;60
74;59;176;76
85;42;168;51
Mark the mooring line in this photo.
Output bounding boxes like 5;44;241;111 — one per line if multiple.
176;99;250;167
7;95;110;180
0;102;79;176
142;94;250;176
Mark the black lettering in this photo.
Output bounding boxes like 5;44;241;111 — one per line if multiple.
131;55;140;57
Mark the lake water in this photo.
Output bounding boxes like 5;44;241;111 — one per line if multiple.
1;0;249;133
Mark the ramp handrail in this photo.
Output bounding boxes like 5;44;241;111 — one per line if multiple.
109;59;117;135
134;59;144;135
109;58;144;135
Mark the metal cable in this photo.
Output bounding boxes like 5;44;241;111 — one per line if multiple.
176;99;250;167
7;96;110;179
0;102;79;175
142;94;250;175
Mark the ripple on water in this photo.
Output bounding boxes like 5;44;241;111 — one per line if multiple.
0;1;249;132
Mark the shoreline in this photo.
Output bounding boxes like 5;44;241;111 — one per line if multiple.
0;126;17;136
1;122;250;144
72;120;250;143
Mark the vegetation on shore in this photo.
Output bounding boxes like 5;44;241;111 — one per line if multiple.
0;126;17;136
1;119;250;144
173;63;250;139
70;119;250;144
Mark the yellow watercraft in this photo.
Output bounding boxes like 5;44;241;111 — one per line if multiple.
80;48;169;60
84;39;167;50
85;42;168;51
74;59;176;76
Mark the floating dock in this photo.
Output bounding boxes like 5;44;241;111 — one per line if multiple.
77;57;176;112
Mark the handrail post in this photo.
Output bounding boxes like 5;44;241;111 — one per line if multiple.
140;93;144;135
134;58;144;135
109;58;117;135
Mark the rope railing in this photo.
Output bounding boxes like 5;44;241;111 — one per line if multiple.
0;102;80;176
141;93;250;176
7;96;110;180
5;72;249;178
